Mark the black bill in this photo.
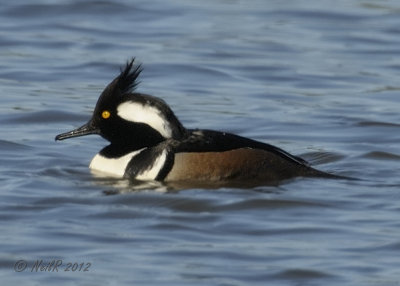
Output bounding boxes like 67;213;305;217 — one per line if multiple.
55;121;99;141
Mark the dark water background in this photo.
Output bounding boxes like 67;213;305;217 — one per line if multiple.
1;1;400;285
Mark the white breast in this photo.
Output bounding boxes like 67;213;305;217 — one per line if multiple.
89;149;168;180
89;149;145;178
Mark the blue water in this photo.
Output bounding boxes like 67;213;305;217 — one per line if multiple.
1;1;400;285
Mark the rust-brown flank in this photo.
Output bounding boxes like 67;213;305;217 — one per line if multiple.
165;147;305;182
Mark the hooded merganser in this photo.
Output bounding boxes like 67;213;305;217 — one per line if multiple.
55;58;338;185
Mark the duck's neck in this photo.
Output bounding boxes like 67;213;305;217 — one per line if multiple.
99;119;188;159
99;138;162;158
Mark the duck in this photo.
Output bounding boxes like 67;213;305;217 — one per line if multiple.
55;58;339;186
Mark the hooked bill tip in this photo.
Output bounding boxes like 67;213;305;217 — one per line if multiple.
55;130;76;141
55;133;66;141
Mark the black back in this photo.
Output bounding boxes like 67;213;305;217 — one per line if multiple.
174;129;310;167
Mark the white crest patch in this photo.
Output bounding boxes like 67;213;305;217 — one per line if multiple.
117;101;172;138
89;148;145;178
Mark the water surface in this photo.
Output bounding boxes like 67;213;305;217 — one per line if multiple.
1;1;400;285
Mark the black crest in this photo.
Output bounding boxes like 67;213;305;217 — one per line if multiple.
117;58;143;94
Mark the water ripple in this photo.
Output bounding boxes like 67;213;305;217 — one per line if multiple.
1;1;400;285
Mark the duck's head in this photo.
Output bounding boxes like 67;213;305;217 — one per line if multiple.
55;59;187;153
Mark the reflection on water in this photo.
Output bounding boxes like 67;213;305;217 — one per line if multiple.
1;0;400;285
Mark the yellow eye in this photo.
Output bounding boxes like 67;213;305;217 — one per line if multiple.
101;110;111;119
